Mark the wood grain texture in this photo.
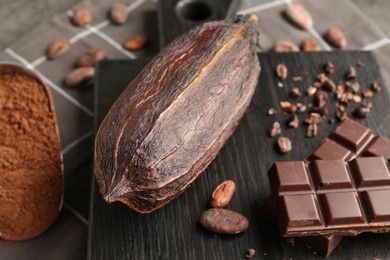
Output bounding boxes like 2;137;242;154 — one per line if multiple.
89;52;390;259
158;0;241;47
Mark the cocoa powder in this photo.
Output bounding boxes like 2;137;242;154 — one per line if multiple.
0;72;62;241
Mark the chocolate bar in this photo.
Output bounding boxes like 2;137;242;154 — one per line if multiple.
269;157;390;237
308;118;390;161
262;119;390;255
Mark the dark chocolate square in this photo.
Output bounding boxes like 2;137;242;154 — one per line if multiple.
312;160;353;190
351;157;390;188
280;194;322;228
362;190;390;222
269;161;312;194
320;192;365;225
364;136;390;160
310;138;353;161
330;118;373;153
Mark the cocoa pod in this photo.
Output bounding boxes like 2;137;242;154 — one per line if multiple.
46;39;70;60
65;66;95;87
78;48;105;67
199;208;249;234
110;3;128;25
94;15;260;213
210;180;236;208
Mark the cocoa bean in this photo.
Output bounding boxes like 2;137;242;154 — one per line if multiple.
325;27;347;48
284;3;313;30
302;37;320;52
65;66;95;87
273;40;299;52
110;3;128;25
46;39;70;60
210;180;236;208
73;7;92;27
123;35;147;51
78;48;105;67
199;208;249;234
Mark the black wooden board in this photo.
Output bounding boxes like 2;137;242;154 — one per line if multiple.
89;51;390;260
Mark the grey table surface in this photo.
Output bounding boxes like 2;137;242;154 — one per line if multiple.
1;0;390;260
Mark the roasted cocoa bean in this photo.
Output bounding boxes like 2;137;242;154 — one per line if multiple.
73;7;92;27
65;66;95;87
78;48;105;67
94;15;260;213
110;3;128;25
46;39;70;60
284;3;313;30
199;208;249;234
325;27;347;48
210;180;236;208
302;37;320;52
273;40;299;52
276;137;292;153
123;35;147;51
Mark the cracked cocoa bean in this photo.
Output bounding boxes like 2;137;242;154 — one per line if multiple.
210;180;236;208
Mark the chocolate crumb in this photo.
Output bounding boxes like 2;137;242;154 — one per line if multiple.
306;123;318;137
292;76;302;82
362;89;373;98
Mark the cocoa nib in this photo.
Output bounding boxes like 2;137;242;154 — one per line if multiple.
290;87;302;97
288;115;299;128
315;90;328;108
306;85;317;96
324;61;334;74
305;113;322;125
322;79;336;92
267;108;277;116
276;137;292;153
372;80;381;92
354;105;370;118
306;123;318;137
345;81;360;93
268;121;282;137
276;63;288;80
345;66;356;79
245;248;256;259
362;89;373;98
280;101;297;113
296;103;307;113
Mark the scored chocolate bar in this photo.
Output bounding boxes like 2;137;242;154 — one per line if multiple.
262;118;390;255
308;118;390;161
270;157;390;237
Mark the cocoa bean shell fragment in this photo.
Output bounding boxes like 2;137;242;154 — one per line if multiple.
94;15;260;213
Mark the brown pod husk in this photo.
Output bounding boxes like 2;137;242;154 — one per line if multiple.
94;15;261;213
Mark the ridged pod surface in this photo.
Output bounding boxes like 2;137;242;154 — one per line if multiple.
94;15;260;213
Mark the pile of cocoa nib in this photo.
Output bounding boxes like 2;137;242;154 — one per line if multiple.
265;3;381;154
45;4;147;88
